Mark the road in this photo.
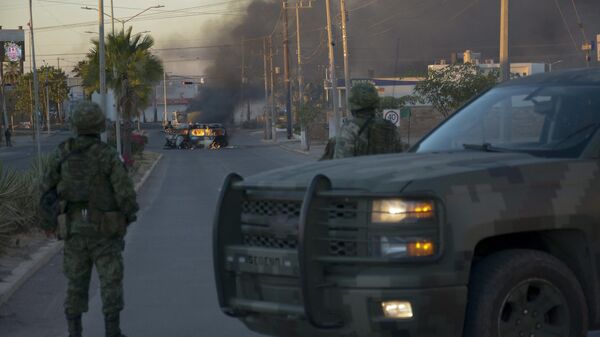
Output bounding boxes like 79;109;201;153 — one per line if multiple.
1;128;600;337
0;129;307;337
0;131;71;171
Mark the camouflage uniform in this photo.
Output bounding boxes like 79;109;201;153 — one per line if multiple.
333;83;401;159
40;101;138;337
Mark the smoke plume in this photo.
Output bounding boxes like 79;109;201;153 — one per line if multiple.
187;0;600;123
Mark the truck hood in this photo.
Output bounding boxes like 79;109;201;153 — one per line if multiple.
241;151;567;193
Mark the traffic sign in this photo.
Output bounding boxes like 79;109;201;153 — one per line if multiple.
383;110;400;127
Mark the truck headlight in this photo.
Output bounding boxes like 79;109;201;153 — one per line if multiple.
380;237;436;258
371;199;434;223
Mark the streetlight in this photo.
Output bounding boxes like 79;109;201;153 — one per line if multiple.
81;4;162;154
548;60;563;72
82;5;164;32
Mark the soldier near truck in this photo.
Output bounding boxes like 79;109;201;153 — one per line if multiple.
213;68;600;337
319;82;401;160
40;101;138;337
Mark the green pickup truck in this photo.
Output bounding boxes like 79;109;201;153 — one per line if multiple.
213;68;600;337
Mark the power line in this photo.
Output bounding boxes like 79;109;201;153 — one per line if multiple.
569;0;588;41
553;0;580;51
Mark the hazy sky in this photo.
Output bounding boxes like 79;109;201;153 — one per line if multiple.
0;0;247;75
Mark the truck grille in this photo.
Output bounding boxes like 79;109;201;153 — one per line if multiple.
242;200;301;217
243;233;298;249
241;198;359;256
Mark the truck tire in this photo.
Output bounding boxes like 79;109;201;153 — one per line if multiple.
463;249;587;337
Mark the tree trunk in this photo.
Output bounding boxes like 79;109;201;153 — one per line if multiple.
122;120;132;161
58;101;63;124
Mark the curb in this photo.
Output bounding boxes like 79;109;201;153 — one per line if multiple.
0;152;163;308
278;143;324;160
0;240;63;306
135;153;163;191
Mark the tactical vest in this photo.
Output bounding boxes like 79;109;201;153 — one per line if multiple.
366;117;401;155
58;140;118;213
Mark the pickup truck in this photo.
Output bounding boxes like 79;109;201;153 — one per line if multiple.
213;68;600;337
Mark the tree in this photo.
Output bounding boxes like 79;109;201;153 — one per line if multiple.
413;63;498;118
78;28;163;159
9;67;68;125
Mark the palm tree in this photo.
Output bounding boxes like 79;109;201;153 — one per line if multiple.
80;27;163;158
3;62;21;85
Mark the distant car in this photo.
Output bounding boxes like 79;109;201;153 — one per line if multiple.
164;125;189;149
164;123;228;149
18;122;31;129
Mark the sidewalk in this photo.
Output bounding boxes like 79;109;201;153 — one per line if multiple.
267;131;327;160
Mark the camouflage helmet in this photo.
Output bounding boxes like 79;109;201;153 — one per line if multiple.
70;101;106;134
349;82;380;114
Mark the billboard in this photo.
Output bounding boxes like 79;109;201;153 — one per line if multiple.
0;29;26;63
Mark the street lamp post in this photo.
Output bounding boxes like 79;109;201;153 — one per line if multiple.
82;4;162;153
549;60;563;72
28;0;42;174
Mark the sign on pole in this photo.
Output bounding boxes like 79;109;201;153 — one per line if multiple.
0;29;26;63
597;34;600;62
383;109;401;127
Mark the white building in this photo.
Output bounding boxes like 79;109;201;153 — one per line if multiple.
429;50;546;77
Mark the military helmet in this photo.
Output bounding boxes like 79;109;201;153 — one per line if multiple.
349;82;380;114
70;101;106;134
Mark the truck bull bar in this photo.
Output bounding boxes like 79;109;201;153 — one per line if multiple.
213;173;344;328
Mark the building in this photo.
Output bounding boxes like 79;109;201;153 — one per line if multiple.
142;77;199;123
334;77;426;109
429;50;546;77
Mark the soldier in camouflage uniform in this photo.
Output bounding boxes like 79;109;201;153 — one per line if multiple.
333;82;401;159
40;101;138;337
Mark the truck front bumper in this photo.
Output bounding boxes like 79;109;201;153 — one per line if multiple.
213;174;467;337
238;285;467;337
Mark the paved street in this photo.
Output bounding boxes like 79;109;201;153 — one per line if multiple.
2;128;600;337
0;131;71;171
0;129;308;337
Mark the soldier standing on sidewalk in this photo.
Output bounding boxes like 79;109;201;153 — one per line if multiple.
4;126;11;147
40;101;139;337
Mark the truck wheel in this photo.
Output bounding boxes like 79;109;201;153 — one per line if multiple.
463;249;587;337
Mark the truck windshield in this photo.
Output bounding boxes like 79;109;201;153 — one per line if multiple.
414;85;600;158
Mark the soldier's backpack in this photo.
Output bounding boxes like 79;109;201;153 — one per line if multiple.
39;141;97;231
366;117;402;155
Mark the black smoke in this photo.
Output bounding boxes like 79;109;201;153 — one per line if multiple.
188;0;600;122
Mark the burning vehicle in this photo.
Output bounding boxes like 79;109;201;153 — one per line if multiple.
164;123;228;149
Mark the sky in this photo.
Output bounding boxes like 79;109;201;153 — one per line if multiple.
0;0;247;76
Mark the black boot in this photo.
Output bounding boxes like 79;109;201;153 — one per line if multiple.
105;313;126;337
66;313;82;337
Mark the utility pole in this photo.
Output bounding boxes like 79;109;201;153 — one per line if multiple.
340;0;351;114
499;0;509;82
110;0;115;34
325;0;339;138
268;37;277;141
282;0;292;139
28;0;42;171
163;71;167;124
98;0;107;142
263;37;271;140
45;78;50;134
291;1;313;150
240;38;245;123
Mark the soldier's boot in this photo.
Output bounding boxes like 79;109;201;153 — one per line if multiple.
66;314;82;337
105;313;126;337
